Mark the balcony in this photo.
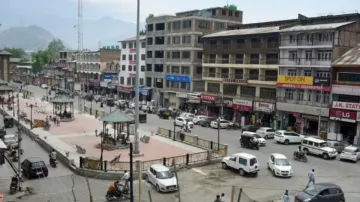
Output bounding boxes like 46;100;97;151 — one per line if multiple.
248;74;259;80
260;75;277;81
250;59;260;64
265;59;279;65
165;87;190;93
167;58;181;62
203;72;217;78
267;42;279;48
280;39;333;48
251;43;261;49
279;58;331;67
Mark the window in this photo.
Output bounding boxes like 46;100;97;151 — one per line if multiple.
285;89;295;100
141;65;145;72
128;55;133;61
196;66;202;74
198;21;210;29
166;66;170;73
298;90;304;100
235;11;239;17
181;66;190;74
240;86;256;97
306;34;311;42
338;72;360;82
146;64;152;71
171;66;180;74
215;22;225;30
127;77;131;85
182;51;190;59
133;65;136;71
228;11;233;16
146;77;152;87
197;52;202;59
317;50;332;61
289;51;297;60
249;158;257;166
147;51;152;58
259;88;276;99
182;35;191;44
154;64;163;72
207;83;220;93
141;41;146;48
239;158;247;165
128;65;132;71
140;78;144;85
304;70;312;76
141;54;145;60
122;65;126;71
134;54;137;61
122;43;126;49
128;42;133;48
316;91;330;103
316;71;330;78
120;77;124;84
122;55;126;60
172;36;181;44
222;9;227;16
131;77;136;85
172;51;180;59
147;24;153;31
183;20;192;29
305;51;312;61
147;37;153;45
180;82;187;89
172;21;181;30
289;35;295;43
287;69;296;76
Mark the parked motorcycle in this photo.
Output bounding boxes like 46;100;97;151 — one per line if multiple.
9;176;19;194
49;155;58;168
293;151;308;162
12;153;18;162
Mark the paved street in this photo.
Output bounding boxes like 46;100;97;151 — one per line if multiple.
6;83;360;202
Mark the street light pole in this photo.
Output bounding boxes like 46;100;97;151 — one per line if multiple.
133;0;141;155
217;119;220;150
30;104;33;129
317;84;323;136
173;120;176;141
16;93;22;191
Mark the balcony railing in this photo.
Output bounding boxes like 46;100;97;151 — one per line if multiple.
165;87;190;92
260;75;278;81
248;74;259;80
279;58;331;66
203;58;279;65
250;59;260;64
203;72;217;78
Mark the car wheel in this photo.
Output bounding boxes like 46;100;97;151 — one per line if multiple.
264;135;268;139
221;162;227;169
239;169;245;176
267;162;270;170
284;139;289;145
156;184;161;192
322;153;329;160
273;170;276;176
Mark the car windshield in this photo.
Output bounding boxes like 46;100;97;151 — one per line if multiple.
254;134;262;138
319;142;328;147
275;159;290;166
343;148;356;154
157;171;174;179
304;185;321;196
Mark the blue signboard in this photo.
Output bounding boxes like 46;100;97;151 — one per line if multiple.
134;87;151;95
165;75;191;83
104;73;118;79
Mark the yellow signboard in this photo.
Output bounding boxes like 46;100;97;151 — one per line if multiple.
277;75;313;85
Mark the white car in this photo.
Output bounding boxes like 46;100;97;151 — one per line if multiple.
179;113;195;121
175;117;194;128
267;153;293;177
274;130;304;144
240;132;266;146
93;95;103;102
193;115;207;124
221;153;260;176
210;119;231;129
146;164;178;192
40;84;48;89
339;146;360;162
256;127;275;139
129;102;135;109
115;99;126;106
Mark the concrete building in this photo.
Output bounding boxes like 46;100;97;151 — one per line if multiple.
118;36;148;100
0;50;11;82
99;60;120;96
77;48;120;94
145;7;243;107
277;17;360;135
330;44;360;146
10;58;33;83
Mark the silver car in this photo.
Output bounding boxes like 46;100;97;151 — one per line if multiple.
3;134;18;149
327;141;345;153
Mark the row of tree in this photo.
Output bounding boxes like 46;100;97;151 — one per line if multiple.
31;39;66;73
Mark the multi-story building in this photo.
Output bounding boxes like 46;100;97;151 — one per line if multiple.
277;18;360;135
118;36;149;100
0;50;11;82
99;60;120;96
10;58;33;83
145;7;243;107
77;47;120;94
330;44;360;145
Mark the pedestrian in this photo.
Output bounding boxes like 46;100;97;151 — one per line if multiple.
307;169;315;187
220;193;226;202
214;195;221;202
280;190;290;202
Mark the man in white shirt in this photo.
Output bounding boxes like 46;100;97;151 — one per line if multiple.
307;169;315;187
121;170;130;189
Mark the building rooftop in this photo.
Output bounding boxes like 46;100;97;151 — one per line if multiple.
332;44;360;66
203;26;279;38
280;21;354;32
118;35;146;42
0;50;11;55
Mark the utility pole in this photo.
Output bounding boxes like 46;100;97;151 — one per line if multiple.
77;0;83;113
221;90;224;118
16;93;22;191
317;84;323;136
133;0;140;155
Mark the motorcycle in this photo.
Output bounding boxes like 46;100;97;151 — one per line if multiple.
9;176;19;194
105;186;129;201
12;153;18;162
49;155;58;168
293;151;308;162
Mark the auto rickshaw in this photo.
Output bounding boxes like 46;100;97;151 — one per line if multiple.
240;133;259;150
3;116;14;128
157;108;170;119
139;113;147;123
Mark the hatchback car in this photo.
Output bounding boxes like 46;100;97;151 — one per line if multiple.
210;119;232;129
339;146;360;162
146;164;177;192
175;117;194;128
327;141;345;153
3;134;18;149
193;115;207;124
275;130;304;145
295;183;345;202
267;153;293;177
199;117;216;127
256;127;275;139
21;157;48;179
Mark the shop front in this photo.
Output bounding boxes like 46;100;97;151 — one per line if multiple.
232;99;253;125
118;86;133;100
254;102;275;128
176;92;188;110
100;81;109;95
219;98;233;120
200;94;219;117
134;87;152;102
187;93;201;112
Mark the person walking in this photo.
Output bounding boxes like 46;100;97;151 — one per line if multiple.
214;195;221;202
220;193;226;202
307;169;315;187
280;190;290;202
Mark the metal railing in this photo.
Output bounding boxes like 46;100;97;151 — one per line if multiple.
203;58;279;65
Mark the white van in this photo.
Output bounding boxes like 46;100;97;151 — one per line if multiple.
301;137;337;159
221;152;260;176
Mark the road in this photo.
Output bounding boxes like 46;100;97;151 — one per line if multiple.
11;83;360;202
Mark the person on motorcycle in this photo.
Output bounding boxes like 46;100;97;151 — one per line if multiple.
296;146;304;158
108;181;120;197
50;149;57;164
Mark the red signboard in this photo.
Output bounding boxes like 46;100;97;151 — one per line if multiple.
118;86;133;93
129;60;136;65
232;104;252;111
223;78;247;83
129;49;136;53
276;83;331;92
200;94;217;102
329;108;357;123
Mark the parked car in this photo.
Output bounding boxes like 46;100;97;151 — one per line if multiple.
274;130;304;145
199;117;216;127
146;164;177;192
115;99;127;106
21;157;48;178
295;183;345;202
240;132;266;146
210;119;232;129
40;84;48;89
241;125;260;133
301;137;337;160
267;153;292;177
3;134;18;150
175;117;194;128
339;146;360;162
179;113;195;121
129;102;136;109
193;115;207;124
93;95;103;102
157;108;170;119
256;127;275;139
327;140;345;153
221;152;259;176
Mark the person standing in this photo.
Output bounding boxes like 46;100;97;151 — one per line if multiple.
214;195;221;202
220;193;226;202
307;169;315;187
281;190;290;202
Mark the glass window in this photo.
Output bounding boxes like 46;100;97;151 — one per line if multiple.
141;65;145;72
249;158;257;166
238;158;247;165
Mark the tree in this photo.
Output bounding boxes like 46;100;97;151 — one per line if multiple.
47;39;65;61
139;29;146;35
31;50;49;73
4;47;26;58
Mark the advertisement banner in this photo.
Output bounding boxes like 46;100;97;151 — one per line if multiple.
332;84;360;96
332;101;360;111
277;76;313;85
232;99;253;111
329;108;357;123
313;77;330;86
276;83;331;92
200;94;217;102
254;102;275;113
165;75;191;83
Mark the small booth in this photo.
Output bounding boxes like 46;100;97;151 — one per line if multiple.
50;95;75;122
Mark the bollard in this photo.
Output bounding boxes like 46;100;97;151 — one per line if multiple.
162;157;166;166
185;153;189;165
168;129;171;138
79;157;84;168
210;141;213;150
104;160;107;172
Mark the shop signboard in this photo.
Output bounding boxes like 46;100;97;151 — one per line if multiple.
332;84;360;96
332;101;360;111
100;81;108;87
223;98;233;107
187;93;200;103
277;76;313;85
118;86;133;93
129;48;136;53
176;92;188;98
222;78;247;84
276;83;331;92
254;102;275;113
200;94;217;102
329;108;357;123
232;99;252;111
313;77;330;86
165;75;191;83
129;60;136;65
104;73;117;82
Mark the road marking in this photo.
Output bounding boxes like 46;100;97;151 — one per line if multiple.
192;168;207;176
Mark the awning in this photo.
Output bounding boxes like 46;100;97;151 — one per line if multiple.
187;99;200;104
